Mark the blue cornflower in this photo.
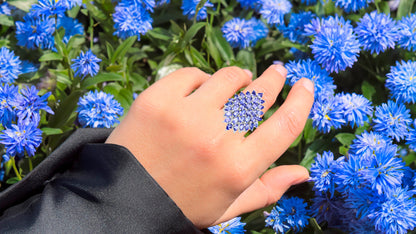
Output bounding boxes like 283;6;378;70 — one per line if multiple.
336;92;373;127
386;60;416;104
222;18;255;49
208;217;246;234
21;61;38;74
12;86;54;126
0;121;42;158
30;0;67;17
0;84;20;128
310;192;345;225
285;59;336;98
406;120;416;151
60;0;83;10
222;18;267;49
15;14;56;50
57;15;84;44
71;50;101;78
0;47;22;84
120;0;156;12
265;196;310;233
278;11;315;44
333;154;365;193
355;11;398;54
237;0;261;9
310;151;338;196
361;144;404;194
310;95;346;133
289;48;309;60
113;3;153;40
260;0;292;26
349;130;393;156
334;0;373;12
397;14;416;51
372;100;411;141
0;2;12;16
181;0;213;21
77;90;124;128
156;0;171;7
224;91;265;132
304;17;322;36
368;187;416;234
301;0;317;5
309;16;360;73
344;185;380;218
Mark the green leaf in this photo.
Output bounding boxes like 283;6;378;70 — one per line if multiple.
0;15;14;27
111;36;137;64
361;80;376;101
310;218;323;234
304;119;317;144
179;22;206;51
397;0;415;19
8;0;37;12
41;127;64;136
84;1;107;21
290;133;302;148
39;52;63;62
335;133;356;146
210;27;234;63
339;145;349;155
237;50;256;74
300;139;328;170
6;177;21;185
147;27;172;41
48;90;83;128
80;72;124;89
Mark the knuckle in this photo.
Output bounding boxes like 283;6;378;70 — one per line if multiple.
221;66;248;84
255;86;276;105
192;136;220;158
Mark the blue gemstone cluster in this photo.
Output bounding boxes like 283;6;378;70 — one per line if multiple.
224;91;265;132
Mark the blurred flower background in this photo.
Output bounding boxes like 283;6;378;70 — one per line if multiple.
1;0;416;233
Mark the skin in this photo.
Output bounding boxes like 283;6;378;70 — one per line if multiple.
105;64;314;228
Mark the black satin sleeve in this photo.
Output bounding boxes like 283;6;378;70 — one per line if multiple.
0;128;202;234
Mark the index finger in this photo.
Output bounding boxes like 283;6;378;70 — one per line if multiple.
242;78;314;172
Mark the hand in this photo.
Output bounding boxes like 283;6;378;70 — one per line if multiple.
105;65;314;228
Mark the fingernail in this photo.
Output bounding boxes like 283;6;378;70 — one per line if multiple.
274;64;287;77
301;78;314;95
243;69;252;77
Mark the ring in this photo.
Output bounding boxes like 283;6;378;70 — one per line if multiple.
224;90;265;132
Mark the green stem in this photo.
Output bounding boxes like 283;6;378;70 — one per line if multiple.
28;157;33;172
11;157;22;181
89;13;94;49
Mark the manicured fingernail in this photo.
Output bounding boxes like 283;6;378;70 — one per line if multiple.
243;69;252;77
301;78;314;95
274;64;287;77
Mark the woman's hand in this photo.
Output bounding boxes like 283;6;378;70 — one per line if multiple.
105;65;314;228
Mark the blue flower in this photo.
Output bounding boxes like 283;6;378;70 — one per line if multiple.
156;0;171;7
372;100;411;141
57;15;84;44
285;59;336;98
120;0;156;12
12;86;54;126
310;95;346;133
237;0;261;9
278;11;315;44
113;2;153;40
334;0;373;12
0;47;22;84
368;187;416;234
406;120;416;151
77;90;124;128
304;17;322;36
265;196;310;233
301;0;317;5
71;50;101;78
0;2;12;16
349;131;393;156
0;84;20;128
397;14;416;51
310;151;338;196
310;192;345;225
181;0;213;21
333;154;365;193
60;0;83;10
21;61;38;74
344;185;380;218
208;217;246;234
0;121;42;158
309;16;360;73
15;14;56;50
222;18;268;49
361;144;404;194
260;0;292;26
224;91;265;132
30;0;67;17
386;60;416;104
355;11;398;54
336;92;373;127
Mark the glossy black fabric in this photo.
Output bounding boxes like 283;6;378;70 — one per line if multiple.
0;128;201;233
